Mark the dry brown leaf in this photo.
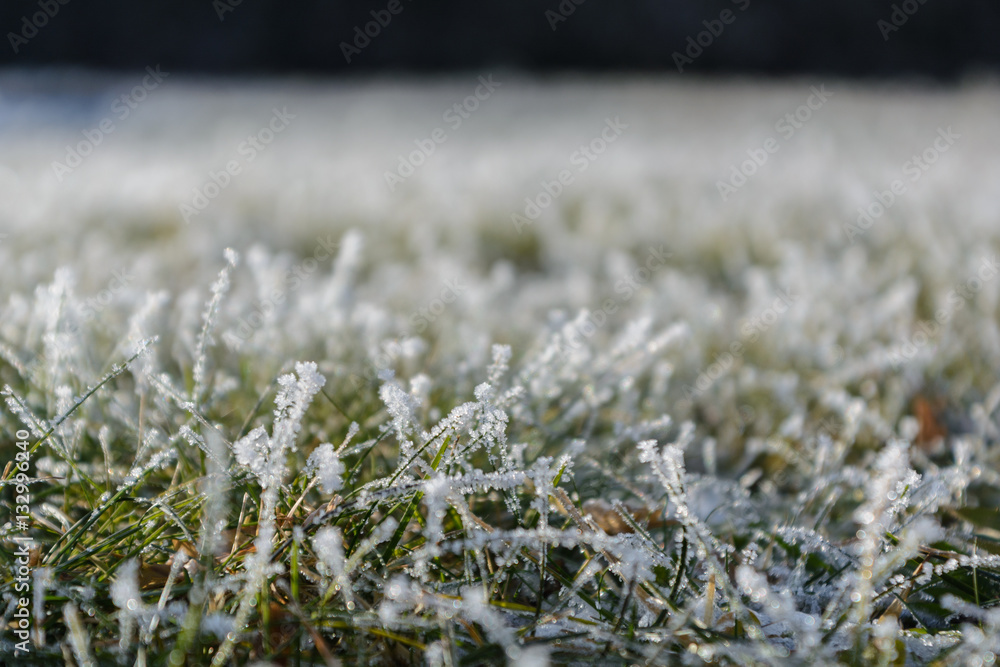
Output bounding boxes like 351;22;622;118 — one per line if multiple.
580;498;670;535
913;395;947;446
139;562;174;589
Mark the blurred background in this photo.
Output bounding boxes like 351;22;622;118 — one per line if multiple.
1;0;999;430
1;0;999;78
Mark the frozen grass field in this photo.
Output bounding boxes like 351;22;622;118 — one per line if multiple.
2;74;1000;665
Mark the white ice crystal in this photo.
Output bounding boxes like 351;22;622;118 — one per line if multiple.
232;426;270;481
110;559;151;649
380;379;419;443
306;442;345;493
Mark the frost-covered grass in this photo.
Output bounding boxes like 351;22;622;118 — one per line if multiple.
2;76;1000;665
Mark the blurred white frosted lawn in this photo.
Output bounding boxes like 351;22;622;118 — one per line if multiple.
2;75;998;399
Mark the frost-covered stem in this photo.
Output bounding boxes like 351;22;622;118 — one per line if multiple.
64;602;96;667
849;441;919;626
33;568;52;649
213;485;279;667
192;248;238;405
144;551;188;643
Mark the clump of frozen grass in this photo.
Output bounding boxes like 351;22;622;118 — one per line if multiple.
4;243;1000;667
214;361;326;666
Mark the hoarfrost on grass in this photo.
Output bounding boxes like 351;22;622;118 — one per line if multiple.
2;79;999;665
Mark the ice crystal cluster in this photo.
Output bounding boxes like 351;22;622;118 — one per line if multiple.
1;76;1000;665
